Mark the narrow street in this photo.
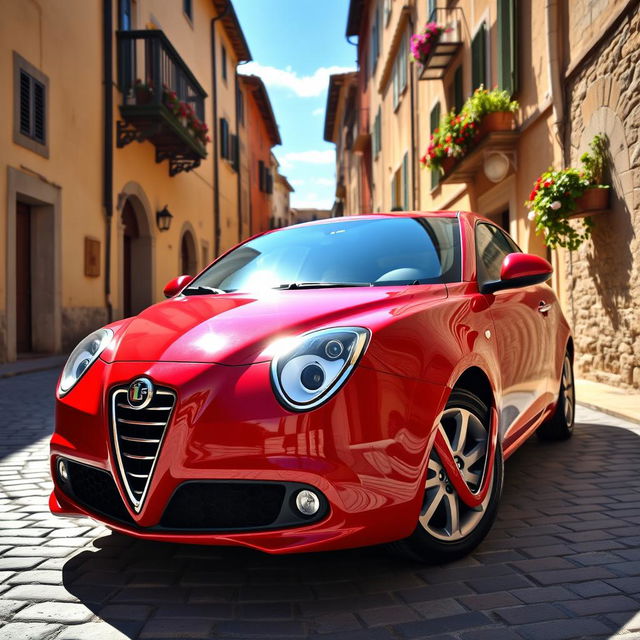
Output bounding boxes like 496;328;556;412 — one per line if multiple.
0;368;639;640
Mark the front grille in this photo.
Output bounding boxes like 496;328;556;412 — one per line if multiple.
160;482;287;530
111;384;176;512
64;460;134;525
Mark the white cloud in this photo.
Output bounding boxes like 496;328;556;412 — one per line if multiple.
312;107;325;117
279;149;334;170
240;62;355;98
289;178;305;187
315;177;335;186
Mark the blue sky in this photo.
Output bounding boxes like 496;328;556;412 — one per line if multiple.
233;1;356;209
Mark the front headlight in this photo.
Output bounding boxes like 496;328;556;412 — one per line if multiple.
270;327;370;412
58;328;113;396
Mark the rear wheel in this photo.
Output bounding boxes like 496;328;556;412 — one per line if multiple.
537;353;575;441
390;389;503;563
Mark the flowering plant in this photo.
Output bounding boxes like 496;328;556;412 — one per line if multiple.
162;87;210;146
410;22;450;64
420;111;479;172
525;169;593;250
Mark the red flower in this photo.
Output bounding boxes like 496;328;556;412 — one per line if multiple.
529;190;537;201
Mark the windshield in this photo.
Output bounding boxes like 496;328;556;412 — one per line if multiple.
186;217;461;294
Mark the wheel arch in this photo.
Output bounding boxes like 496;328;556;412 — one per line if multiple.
451;366;495;414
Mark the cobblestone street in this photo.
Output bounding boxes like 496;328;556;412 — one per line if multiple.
1;368;639;640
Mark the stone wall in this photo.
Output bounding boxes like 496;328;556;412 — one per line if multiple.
564;7;640;388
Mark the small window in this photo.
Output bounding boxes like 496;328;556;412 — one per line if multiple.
428;0;437;21
219;117;229;159
452;65;464;112
183;0;193;22
259;160;266;192
372;107;382;158
475;223;520;285
119;0;133;30
472;22;488;90
13;52;49;157
230;134;239;172
237;88;244;126
221;46;227;83
369;6;381;76
392;32;408;110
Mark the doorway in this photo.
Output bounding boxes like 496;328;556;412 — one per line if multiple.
180;230;197;276
16;202;32;354
122;200;139;318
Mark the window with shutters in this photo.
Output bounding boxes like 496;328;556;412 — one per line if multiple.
220;117;230;159
451;65;464;112
430;102;441;190
259;160;266;192
497;0;518;95
13;52;49;157
392;32;408;110
390;152;409;210
372;107;382;158
471;23;487;91
370;5;381;76
230;134;239;172
221;45;228;83
427;0;436;21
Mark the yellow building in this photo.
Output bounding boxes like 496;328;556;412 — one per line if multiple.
0;0;257;362
328;0;640;389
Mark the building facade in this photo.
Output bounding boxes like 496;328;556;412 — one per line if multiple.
1;0;282;363
271;155;294;229
329;0;639;389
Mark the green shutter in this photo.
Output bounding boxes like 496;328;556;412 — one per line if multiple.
402;152;409;210
453;65;463;112
471;23;487;90
428;0;436;21
430;102;441;190
498;0;518;95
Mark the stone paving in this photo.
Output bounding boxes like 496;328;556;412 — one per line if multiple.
1;369;640;640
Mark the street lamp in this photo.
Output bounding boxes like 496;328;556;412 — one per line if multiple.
156;205;173;232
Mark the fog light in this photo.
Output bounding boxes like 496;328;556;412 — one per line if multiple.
295;489;320;516
57;459;69;483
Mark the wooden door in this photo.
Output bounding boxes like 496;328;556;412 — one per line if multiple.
16;203;32;353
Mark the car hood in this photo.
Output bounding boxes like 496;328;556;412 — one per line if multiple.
101;286;447;366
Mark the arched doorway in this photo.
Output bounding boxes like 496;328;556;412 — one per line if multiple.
180;230;197;275
121;195;153;317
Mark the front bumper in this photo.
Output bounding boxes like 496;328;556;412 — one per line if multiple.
50;359;447;553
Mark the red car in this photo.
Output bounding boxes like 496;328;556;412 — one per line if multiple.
50;212;574;561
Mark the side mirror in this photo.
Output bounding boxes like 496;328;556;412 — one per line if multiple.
163;274;194;298
480;253;552;294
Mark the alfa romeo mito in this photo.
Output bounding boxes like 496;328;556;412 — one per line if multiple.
50;212;575;562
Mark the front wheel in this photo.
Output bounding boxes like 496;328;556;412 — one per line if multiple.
537;353;575;441
390;389;503;563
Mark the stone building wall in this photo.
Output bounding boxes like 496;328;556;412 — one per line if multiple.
564;7;640;388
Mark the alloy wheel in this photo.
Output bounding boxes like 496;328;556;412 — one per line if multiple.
420;407;492;542
562;355;575;428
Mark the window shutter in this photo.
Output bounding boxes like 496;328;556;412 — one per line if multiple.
19;71;31;137
453;65;463;112
33;80;45;143
471;23;487;90
231;134;239;171
402;152;409;210
430;102;441;190
220;118;229;159
428;0;436;21
498;0;518;95
259;160;265;191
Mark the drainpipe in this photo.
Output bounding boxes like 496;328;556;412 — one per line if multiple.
103;0;113;323
211;2;230;257
546;0;564;156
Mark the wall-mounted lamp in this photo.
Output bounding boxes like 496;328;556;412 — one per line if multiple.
483;152;512;183
156;205;173;232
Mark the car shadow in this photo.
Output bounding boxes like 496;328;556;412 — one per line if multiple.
62;419;640;639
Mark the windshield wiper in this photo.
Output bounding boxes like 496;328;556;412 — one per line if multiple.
275;281;373;290
182;285;226;296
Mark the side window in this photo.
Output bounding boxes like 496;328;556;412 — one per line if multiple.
475;223;518;285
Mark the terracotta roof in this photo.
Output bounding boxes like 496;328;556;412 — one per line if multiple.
346;0;366;37
323;72;357;142
239;75;282;146
212;0;252;62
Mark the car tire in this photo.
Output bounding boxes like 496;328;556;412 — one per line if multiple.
536;352;575;441
389;388;503;564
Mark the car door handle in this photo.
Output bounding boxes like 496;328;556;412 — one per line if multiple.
538;301;553;314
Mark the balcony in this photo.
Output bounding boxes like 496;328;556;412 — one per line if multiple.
116;30;208;176
418;9;463;81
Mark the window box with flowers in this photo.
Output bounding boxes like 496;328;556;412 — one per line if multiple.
524;135;610;250
411;21;461;81
420;88;518;180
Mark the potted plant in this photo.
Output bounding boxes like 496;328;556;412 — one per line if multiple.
134;79;153;105
410;22;451;65
575;134;610;212
462;86;519;136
